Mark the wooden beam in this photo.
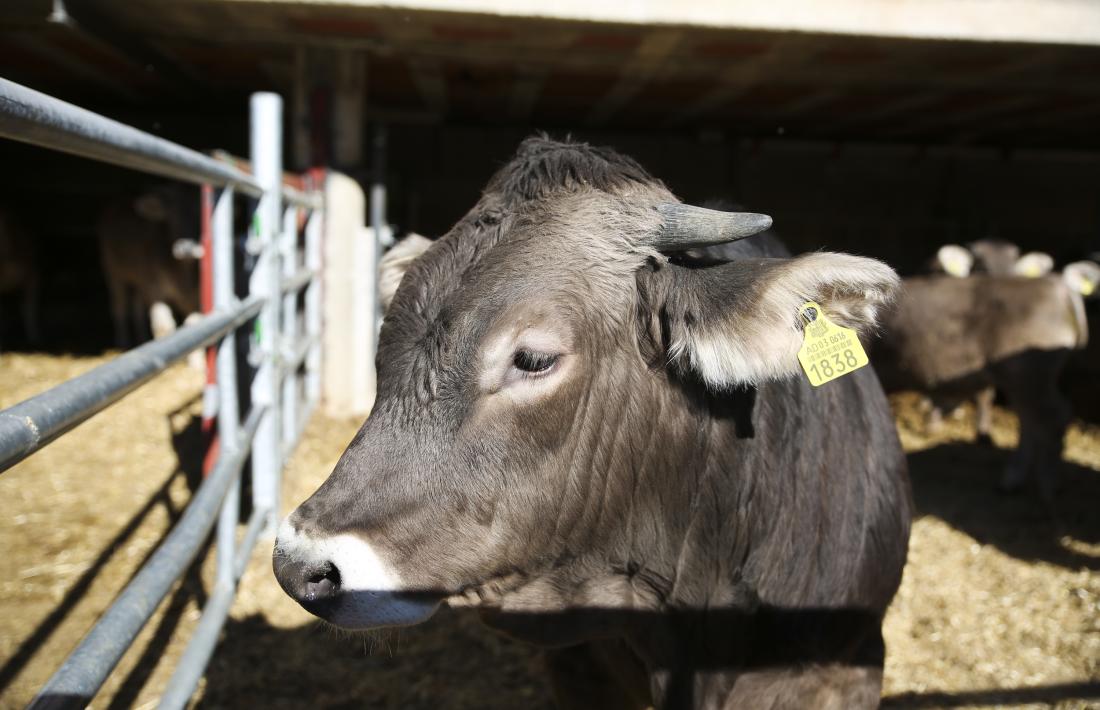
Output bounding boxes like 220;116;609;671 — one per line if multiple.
507;69;547;122
407;56;448;117
585;30;684;125
5;31;142;101
882;94;1046;139
666;40;817;125
953;98;1100;144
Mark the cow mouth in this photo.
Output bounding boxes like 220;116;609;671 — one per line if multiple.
273;521;444;630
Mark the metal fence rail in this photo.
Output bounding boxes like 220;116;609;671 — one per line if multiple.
0;77;325;709
0;78;263;196
28;406;266;710
0;297;263;472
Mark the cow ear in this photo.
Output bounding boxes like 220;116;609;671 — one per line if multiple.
380;232;433;313
935;244;972;277
647;253;899;388
1063;260;1100;296
1013;251;1054;278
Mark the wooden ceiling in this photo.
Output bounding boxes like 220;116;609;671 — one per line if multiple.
2;0;1100;150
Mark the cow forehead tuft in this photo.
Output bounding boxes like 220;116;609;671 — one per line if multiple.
389;137;669;325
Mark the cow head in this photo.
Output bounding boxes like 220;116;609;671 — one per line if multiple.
1064;260;1100;297
273;138;899;634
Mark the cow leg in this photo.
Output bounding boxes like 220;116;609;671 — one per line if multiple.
1030;388;1071;505
106;279;130;348
131;292;150;342
921;398;944;436
544;641;651;710
974;387;995;445
1000;419;1035;493
997;351;1070;500
149;301;177;340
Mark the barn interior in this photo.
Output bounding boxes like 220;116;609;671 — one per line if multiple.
2;2;1100;708
2;0;1099;350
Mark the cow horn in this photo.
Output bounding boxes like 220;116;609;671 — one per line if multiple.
653;204;772;251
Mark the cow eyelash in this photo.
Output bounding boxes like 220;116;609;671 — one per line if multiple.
512;349;558;376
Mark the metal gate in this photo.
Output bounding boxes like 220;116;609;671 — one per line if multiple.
0;78;324;709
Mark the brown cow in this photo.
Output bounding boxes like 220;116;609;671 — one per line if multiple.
97;187;202;349
273;137;910;709
875;268;1094;500
925;240;1054;439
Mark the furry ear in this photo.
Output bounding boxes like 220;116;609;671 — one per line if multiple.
1013;251;1054;278
379;232;433;313
935;244;972;277
647;253;899;388
1063;260;1100;297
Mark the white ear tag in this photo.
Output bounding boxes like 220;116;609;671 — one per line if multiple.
797;301;870;387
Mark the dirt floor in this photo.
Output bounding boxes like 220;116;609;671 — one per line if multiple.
0;353;1098;709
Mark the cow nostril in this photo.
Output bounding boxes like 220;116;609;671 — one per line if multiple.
304;562;341;602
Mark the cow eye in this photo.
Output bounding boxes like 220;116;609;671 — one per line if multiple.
512;349;558;375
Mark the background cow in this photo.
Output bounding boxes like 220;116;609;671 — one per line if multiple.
873;265;1095;501
924;240;1054;440
97;187;202;349
0;207;41;349
273;137;911;709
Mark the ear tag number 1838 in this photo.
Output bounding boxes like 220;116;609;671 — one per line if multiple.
796;301;869;387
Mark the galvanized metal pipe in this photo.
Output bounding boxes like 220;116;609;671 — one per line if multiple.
212;187;241;590
281;336;316;379
281;205;301;458
283;183;323;210
0;298;263;474
158;581;236;710
370;122;388;332
0;78;263;196
159;504;269;709
304;206;323;408
233;506;272;580
27;406;265;710
249;92;284;537
280;266;316;294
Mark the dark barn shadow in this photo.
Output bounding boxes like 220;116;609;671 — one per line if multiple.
882;681;1100;708
192;604;1100;709
906;442;1100;570
196;607;554;710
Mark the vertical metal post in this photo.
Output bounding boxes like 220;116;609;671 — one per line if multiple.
370;122;387;337
250;92;283;536
212;186;240;586
304;202;323;409
281;204;300;453
200;185;220;478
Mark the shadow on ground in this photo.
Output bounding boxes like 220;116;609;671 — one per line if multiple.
198;607;553;710
882;681;1100;708
0;408;207;704
907;443;1100;570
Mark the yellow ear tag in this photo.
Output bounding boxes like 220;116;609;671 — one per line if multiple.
1022;264;1041;278
1081;279;1095;296
797;301;870;387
